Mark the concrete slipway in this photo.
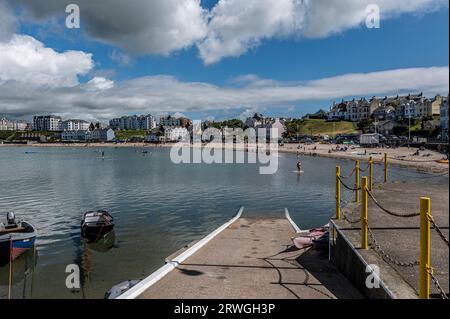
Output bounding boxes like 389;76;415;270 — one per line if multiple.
117;208;361;299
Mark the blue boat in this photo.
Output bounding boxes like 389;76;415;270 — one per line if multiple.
0;213;37;264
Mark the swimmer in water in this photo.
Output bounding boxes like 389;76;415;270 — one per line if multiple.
296;161;302;172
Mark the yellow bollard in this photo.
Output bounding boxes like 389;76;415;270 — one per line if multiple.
369;156;373;191
419;197;431;299
355;160;360;203
361;177;368;249
384;153;388;183
336;166;341;220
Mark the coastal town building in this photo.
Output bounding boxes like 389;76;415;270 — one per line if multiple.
159;115;181;128
164;127;189;142
61;128;114;142
371;120;396;135
33;115;62;131
327;93;447;123
61;119;90;131
178;117;192;128
90;128;115;142
110;114;156;130
245;113;272;128
266;118;286;140
61;130;91;142
440;96;449;141
0;118;29;131
328;101;349;121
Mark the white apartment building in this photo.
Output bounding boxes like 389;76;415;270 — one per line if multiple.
61;130;91;141
61;128;115;142
33;115;62;131
110;115;156;130
164;127;190;142
61;119;90;131
0;118;29;131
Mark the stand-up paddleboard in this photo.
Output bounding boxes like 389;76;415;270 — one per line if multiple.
292;170;305;174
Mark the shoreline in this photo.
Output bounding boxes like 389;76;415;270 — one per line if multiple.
1;142;448;174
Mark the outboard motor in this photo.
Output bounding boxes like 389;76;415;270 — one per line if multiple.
6;212;16;225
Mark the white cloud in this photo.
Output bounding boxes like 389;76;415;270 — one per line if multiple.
198;0;305;64
9;0;447;63
198;0;448;64
300;0;448;38
11;0;208;55
1;67;448;121
0;34;93;87
87;77;114;90
110;50;133;66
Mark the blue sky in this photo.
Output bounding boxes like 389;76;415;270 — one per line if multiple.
0;0;449;122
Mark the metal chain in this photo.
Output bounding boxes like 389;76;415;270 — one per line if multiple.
342;210;361;224
340;167;356;180
338;176;361;191
368;225;419;267
387;156;443;163
359;163;370;172
366;187;420;218
428;216;449;247
428;267;449;299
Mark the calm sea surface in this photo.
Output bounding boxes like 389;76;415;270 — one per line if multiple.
0;146;444;299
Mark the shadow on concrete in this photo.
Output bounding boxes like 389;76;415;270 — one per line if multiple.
294;248;359;299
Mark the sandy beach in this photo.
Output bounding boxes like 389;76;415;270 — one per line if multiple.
1;141;448;174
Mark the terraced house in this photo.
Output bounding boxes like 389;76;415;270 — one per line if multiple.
327;93;445;123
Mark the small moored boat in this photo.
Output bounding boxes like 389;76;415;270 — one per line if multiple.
105;280;140;299
81;210;114;241
0;212;37;263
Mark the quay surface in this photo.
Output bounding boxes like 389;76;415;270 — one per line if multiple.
119;210;361;299
334;180;449;298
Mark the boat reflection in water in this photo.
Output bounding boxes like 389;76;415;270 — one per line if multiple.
71;222;116;299
85;231;116;253
0;248;38;299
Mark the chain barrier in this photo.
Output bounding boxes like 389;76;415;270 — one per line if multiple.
428;267;449;299
395;170;450;180
338;176;361;192
366;187;420;218
359;163;370;172
340;167;356;180
342;210;361;224
388;156;445;163
428;216;449;247
367;224;419;267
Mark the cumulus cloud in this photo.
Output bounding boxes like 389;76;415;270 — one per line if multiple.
1;67;448;121
8;0;448;63
86;77;114;90
11;0;208;55
199;0;448;64
0;34;93;87
198;0;304;64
